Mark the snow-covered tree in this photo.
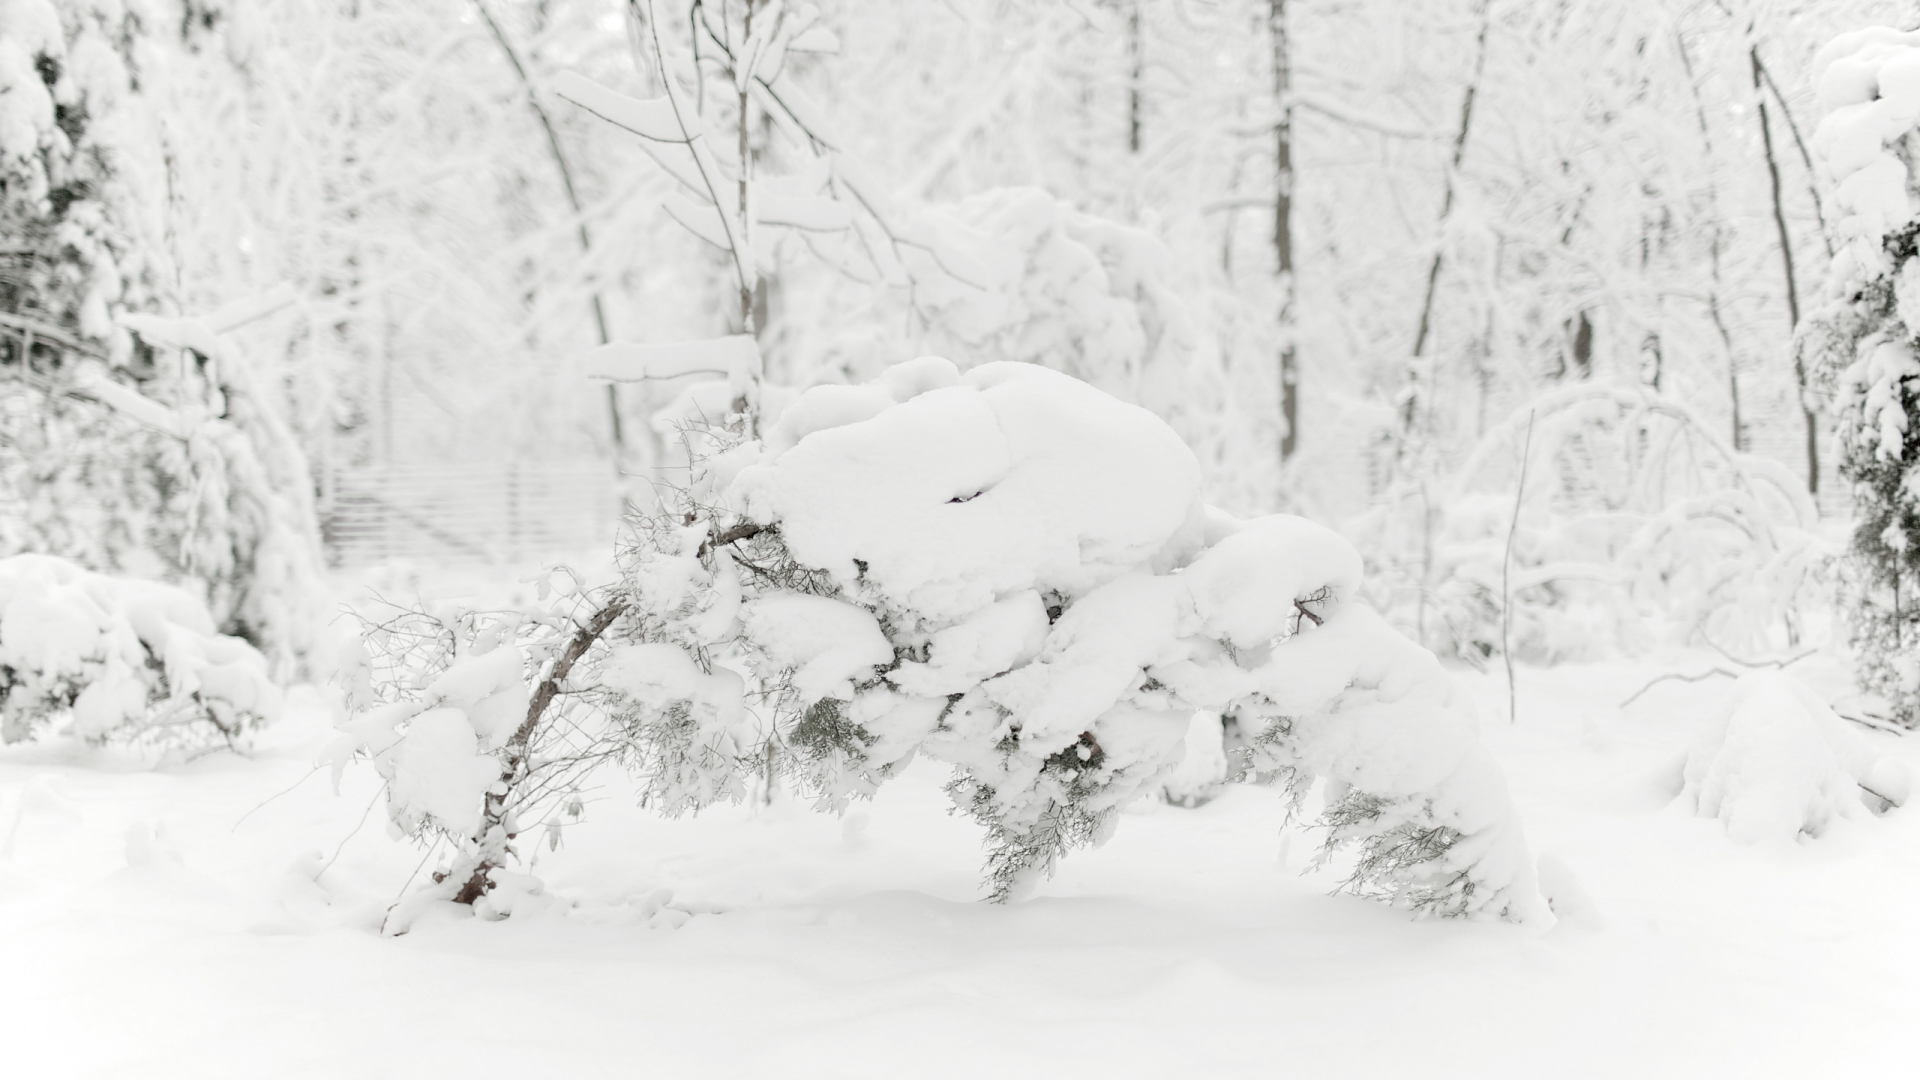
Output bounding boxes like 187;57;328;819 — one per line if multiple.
1805;26;1920;726
0;2;325;669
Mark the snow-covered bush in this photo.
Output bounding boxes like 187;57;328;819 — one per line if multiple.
1683;671;1908;842
326;574;630;921
344;359;1543;921
0;554;281;746
1395;385;1825;664
1806;27;1920;726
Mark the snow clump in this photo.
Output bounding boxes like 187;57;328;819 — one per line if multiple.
607;359;1544;919
0;553;280;745
1684;671;1908;842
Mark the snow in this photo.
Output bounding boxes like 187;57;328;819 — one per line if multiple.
733;361;1206;628
0;554;281;744
885;591;1048;697
1683;670;1898;843
741;592;894;703
1814;28;1920;277
381;706;499;838
1;656;1916;1076
1849;335;1920;461
1161;710;1229;806
422;645;529;748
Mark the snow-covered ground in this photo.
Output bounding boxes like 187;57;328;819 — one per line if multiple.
2;643;1913;1078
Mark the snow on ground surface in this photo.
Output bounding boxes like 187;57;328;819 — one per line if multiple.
2;579;1916;1077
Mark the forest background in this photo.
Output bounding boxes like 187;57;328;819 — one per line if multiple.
5;0;1892;676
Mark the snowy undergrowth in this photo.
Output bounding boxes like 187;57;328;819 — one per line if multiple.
338;359;1542;922
1363;384;1828;667
0;554;280;747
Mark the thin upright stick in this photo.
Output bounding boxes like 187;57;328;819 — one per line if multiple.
1502;410;1535;725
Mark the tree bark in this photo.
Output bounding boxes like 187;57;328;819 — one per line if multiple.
1404;0;1490;434
1270;0;1298;466
1677;30;1743;453
1128;2;1143;155
1752;43;1818;495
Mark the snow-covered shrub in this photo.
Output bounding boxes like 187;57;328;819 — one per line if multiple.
1805;28;1920;726
1374;384;1825;664
326;576;628;920
0;554;281;746
1683;671;1907;842
345;360;1542;920
667;359;1538;914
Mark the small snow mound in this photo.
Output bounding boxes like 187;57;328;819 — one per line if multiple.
1162;711;1228;808
1535;854;1603;930
1684;671;1885;842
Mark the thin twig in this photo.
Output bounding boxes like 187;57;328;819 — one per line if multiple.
1619;666;1743;708
1503;410;1535;725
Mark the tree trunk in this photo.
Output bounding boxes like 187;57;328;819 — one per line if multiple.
1128;2;1143;155
1404;0;1490;434
472;0;625;461
1751;43;1818;495
1270;0;1298;467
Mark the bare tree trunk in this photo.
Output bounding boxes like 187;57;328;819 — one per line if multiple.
473;0;625;459
1752;43;1818;495
1128;2;1143;155
738;1;757;342
1270;0;1298;469
1404;0;1490;434
1754;55;1833;256
1677;30;1743;452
